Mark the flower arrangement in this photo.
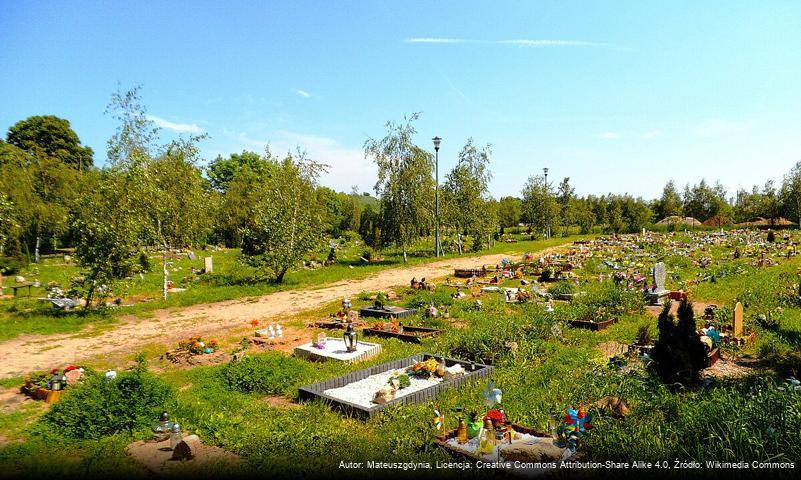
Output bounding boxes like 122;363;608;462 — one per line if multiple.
483;408;507;428
178;337;219;354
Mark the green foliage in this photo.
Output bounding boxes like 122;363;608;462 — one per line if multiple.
71;172;143;305
364;113;435;258
240;152;326;283
441;138;496;252
549;281;577;296
521;174;559;236
220;354;314;396
43;362;174;439
6;115;93;170
651;300;708;386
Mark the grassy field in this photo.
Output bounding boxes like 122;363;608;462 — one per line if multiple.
1;231;800;478
0;234;574;341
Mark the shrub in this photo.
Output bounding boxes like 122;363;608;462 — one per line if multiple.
137;250;151;273
767;230;776;243
549;281;577;296
43;361;174;439
650;300;707;386
0;256;26;275
635;324;653;346
221;354;314;395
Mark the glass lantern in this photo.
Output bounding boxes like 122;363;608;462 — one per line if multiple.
152;411;174;441
343;322;358;352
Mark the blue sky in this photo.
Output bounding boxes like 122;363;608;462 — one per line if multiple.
2;0;800;199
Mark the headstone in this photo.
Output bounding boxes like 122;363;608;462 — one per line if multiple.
653;262;667;292
187;251;197;261
204;257;213;273
733;302;744;337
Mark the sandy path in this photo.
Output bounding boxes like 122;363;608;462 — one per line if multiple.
0;246;565;378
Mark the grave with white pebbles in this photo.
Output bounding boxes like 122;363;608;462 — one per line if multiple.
322;369;444;408
293;338;381;363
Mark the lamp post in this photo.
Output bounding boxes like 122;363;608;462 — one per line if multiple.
543;167;550;239
433;136;442;257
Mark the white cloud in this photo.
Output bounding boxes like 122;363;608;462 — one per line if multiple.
405;37;470;44
147;115;203;134
292;88;311;98
594;132;620;140
405;38;620;48
222;129;375;193
692;119;751;138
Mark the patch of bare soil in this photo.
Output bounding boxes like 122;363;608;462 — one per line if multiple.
0;245;570;378
703;356;767;380
645;300;722;318
596;341;629;358
0;387;30;413
262;395;299;409
126;437;238;474
157;350;231;370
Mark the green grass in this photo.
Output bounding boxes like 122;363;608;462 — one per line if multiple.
0;235;583;341
2;231;801;477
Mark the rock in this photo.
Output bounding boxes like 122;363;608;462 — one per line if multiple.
593;395;630;418
372;385;396;404
385;290;400;301
500;442;564;462
172;434;203;461
14;276;24;284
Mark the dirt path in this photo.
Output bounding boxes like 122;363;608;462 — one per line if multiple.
0;246;566;379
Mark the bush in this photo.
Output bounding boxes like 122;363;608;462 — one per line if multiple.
549;281;577;296
650;300;707;386
137;250;151;272
43;361;174;439
221;354;314;395
0;256;26;275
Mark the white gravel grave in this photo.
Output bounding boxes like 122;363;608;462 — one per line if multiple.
323;369;444;408
294;338;381;363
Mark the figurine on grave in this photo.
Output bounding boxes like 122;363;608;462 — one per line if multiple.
342;297;352;312
313;332;327;349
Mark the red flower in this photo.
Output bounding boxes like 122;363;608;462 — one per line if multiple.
250;319;260;328
484;409;507;425
64;365;78;372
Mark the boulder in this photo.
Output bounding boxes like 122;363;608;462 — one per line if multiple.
372;385;396;404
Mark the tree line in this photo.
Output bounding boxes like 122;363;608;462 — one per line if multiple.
2;87;801;305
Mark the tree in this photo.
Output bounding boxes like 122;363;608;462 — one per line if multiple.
6;115;94;170
441;138;494;252
240;152;326;283
556;177;575;235
497;196;522;229
207;150;274;193
71;172;144;307
364;114;434;261
682;179;730;221
780;161;801;225
656;180;683;219
572;198;596;234
105;84;159;169
521;174;559;237
0;193;19;256
212;148;278;247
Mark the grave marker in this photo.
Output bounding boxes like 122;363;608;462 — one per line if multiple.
204;257;213;273
733;302;744;337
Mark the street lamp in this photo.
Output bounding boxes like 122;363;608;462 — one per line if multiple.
433;136;442;257
543;167;550;239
